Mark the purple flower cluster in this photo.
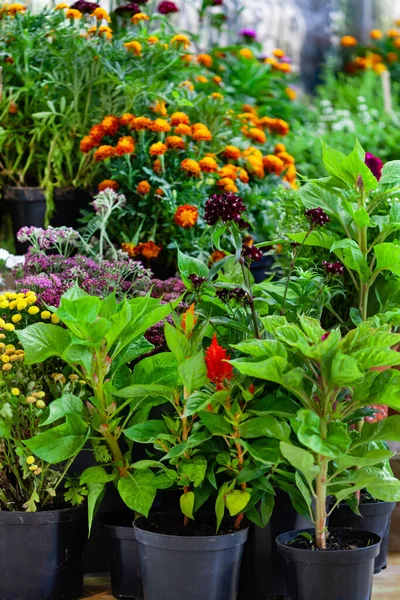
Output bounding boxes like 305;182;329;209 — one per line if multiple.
158;1;178;14
188;274;207;289
305;207;330;226
322;261;344;276
241;244;263;264
148;278;186;302
17;226;78;251
115;2;141;14
204;192;246;226
70;0;100;12
240;28;256;39
216;287;248;304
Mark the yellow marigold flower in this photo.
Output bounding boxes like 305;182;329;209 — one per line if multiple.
55;3;69;8
26;456;35;465
29;464;38;471
263;154;285;176
239;48;253;60
150;100;167;116
4;323;15;332
171;34;190;49
275;143;286;153
91;7;110;21
66;8;82;19
387;51;398;63
238;168;249;183
212;75;222;84
11;387;20;396
16;293;25;298
165;135;185;150
265;57;278;67
151;118;171;133
199;156;219;173
9;354;20;362
133;116;153;130
36;400;46;409
124;41;142;56
174;123;192;136
246;155;265;179
1;354;10;363
101;116;120;134
192;125;212;141
174;205;199;228
340;35;357;47
16;300;27;311
11;314;22;323
4;292;16;299
6;3;26;15
387;28;400;38
2;363;12;371
284;164;297;183
119;113;135;128
94;145;116;161
150;142;167;156
394;38;400;49
370;29;383;40
373;63;387;74
0;300;9;309
273;48;285;58
132;12;149;24
98;179;119;192
137;180;151;195
285;87;297;101
179;80;194;92
218;165;238;180
197;53;213;67
6;344;15;352
244;127;267;144
195;75;209;83
148;36;159;44
181;54;193;62
223;145;241;160
181;158;201;176
35;391;45;398
28;306;40;315
98;25;113;39
115;136;135;156
51;314;61;324
276;151;295;165
218;177;239;193
41;311;51;320
25;296;37;306
210;92;224;100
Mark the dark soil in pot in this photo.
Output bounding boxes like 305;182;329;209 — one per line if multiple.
276;527;381;600
3;187;92;253
0;505;87;600
329;498;396;573
134;512;248;600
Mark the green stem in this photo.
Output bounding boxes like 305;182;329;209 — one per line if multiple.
315;454;328;549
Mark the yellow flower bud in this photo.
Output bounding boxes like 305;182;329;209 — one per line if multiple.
26;456;35;465
41;311;51;320
33;468;42;476
11;388;20;396
51;373;66;383
36;400;46;409
2;363;12;371
0;319;5;328
25;291;36;297
29;464;38;471
6;344;15;351
9;355;19;362
1;355;10;363
11;314;22;323
9;301;17;310
36;391;45;398
28;306;40;315
79;380;86;385
26;396;36;404
0;343;5;349
16;301;27;311
69;374;79;381
0;301;9;309
4;323;15;332
51;314;60;324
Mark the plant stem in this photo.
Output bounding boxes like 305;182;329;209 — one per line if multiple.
315;454;328;549
234;425;246;530
281;227;313;315
239;258;259;338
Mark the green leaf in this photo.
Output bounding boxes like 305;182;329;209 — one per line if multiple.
180;492;195;520
133;353;179;387
16;323;71;364
164;322;190;362
374;243;400;277
321;140;346;180
57;295;102;324
24;414;88;463
335;449;394;471
358;416;400;445
296;410;351;458
80;466;116;485
184;391;212;417
199;412;232;436
112;337;154;373
352;348;400;370
87;483;105;534
288;229;339;250
329;352;363;387
39;393;84;426
341;140;378;193
215;481;232;532
232;339;287;359
178;249;209;286
118;471;157;516
178;350;208;394
123;420;168;443
280;441;319;487
239;416;290;441
226;489;251;517
250;394;300;418
298;316;325;344
230;356;287;384
179;456;207;487
379;160;400;186
295;471;312;511
330;239;370;281
240;438;280;465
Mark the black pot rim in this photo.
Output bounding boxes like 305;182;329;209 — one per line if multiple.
134;512;248;551
335;500;396;517
276;528;381;565
0;504;87;525
99;510;137;540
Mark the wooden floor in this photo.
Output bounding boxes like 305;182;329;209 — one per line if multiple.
81;553;400;599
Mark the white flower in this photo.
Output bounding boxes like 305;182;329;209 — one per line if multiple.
5;254;25;269
0;248;10;262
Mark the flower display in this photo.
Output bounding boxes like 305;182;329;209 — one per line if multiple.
204;333;233;390
204;192;246;225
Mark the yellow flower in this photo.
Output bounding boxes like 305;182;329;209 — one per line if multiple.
69;374;79;381
151;118;171;133
195;75;209;83
148;36;159;44
11;314;22;323
36;400;46;409
98;25;113;39
170;112;190;126
210;92;224;100
36;391;45;398
149;142;167;156
52;373;66;384
4;292;16;299
26;456;35;465
0;300;9;309
171;34;190;49
91;7;110;22
340;35;357;47
28;306;39;315
150;100;168;116
6;3;26;15
124;41;142;56
4;323;15;332
0;319;4;328
65;8;82;18
131;12;149;24
373;63;387;74
285;87;297;100
55;3;69;8
387;29;400;38
11;387;20;396
33;467;42;476
51;314;61;324
1;355;10;363
239;48;253;60
179;80;194;92
41;311;51;320
370;29;383;40
16;300;27;310
29;464;38;471
2;363;12;371
26;396;36;404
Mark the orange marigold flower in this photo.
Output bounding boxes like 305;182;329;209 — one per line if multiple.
210;92;224;100
209;250;226;265
218;165;238;180
66;8;82;18
174;204;199;228
181;158;201;176
94;145;115;161
238;168;249;183
284;164;297;183
120;113;136;127
171;112;190;126
373;63;386;74
124;41;142;56
133;116;153;130
148;35;159;44
242;104;257;114
243;146;263;159
199;156;219;173
212;75;222;84
171;34;190;49
101;115;120;136
166;135;185;149
239;48;253;60
150;142;167;156
98;179;119;191
91;7;110;21
205;333;233;390
387;29;400;38
116;136;135;155
195;75;209;83
244;127;267;144
132;12;149;24
263;154;285;176
80;136;94;153
246;156;265;179
273;48;285;58
88;124;105;145
150;100;167;116
340;35;357;47
275;62;291;73
138;241;162;259
218;177;238;192
370;29;383;40
285;87;297;100
4;56;14;64
274;143;286;153
268;118;290;136
55;3;69;8
174;123;192;136
181;53;193;62
387;52;397;63
151;118;171;133
223;145;241;160
197;53;213;68
276;151;295;165
155;188;164;196
192;126;212;141
394;38;400;49
153;159;162;174
179;80;194;92
137;180;151;195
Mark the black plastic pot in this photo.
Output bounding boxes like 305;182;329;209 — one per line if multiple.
134;513;248;600
250;254;274;283
329;500;396;573
276;527;381;600
0;505;87;600
100;510;143;600
238;498;314;600
3;186;92;253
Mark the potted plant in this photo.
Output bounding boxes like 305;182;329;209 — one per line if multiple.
231;314;400;599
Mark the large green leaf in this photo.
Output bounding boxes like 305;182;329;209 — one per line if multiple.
250;393;300;418
226;489;251;517
132;353;179;387
357;416;400;445
118;471;157;516
329;352;363;387
330;239;371;281
199;412;232;436
39;393;84;426
164;321;190;362
239;416;290;441
124;420;168;443
16;323;71;364
232;339;287;359
374;243;400;277
179;456;207;487
178;249;209;286
280;441;319;487
296;410;351;458
24;414;88;463
240;438;280;465
178;350;208;394
379;160;400;186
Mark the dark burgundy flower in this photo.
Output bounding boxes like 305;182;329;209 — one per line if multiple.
158;0;179;14
241;244;263;265
188;274;207;289
114;2;141;15
70;0;100;13
305;207;330;226
216;287;248;303
204;192;246;225
212;0;223;4
239;28;256;39
322;260;344;276
365;152;383;181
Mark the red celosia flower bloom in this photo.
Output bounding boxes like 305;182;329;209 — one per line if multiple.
205;333;233;390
